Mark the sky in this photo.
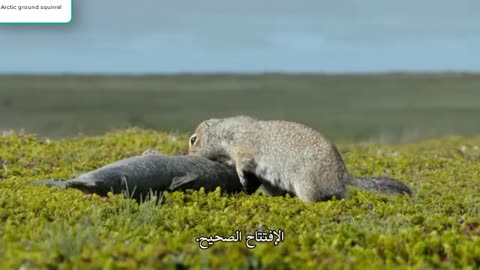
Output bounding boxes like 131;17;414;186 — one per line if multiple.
0;0;479;74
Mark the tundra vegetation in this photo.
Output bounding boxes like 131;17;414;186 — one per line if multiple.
0;129;479;269
1;73;480;142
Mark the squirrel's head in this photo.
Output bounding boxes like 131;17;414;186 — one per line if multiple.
188;115;255;160
188;118;223;158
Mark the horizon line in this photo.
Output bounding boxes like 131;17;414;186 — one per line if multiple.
0;70;479;77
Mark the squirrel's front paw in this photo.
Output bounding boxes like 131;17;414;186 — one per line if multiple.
239;177;248;188
242;183;260;195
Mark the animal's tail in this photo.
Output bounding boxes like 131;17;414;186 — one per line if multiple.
34;179;99;193
346;175;412;196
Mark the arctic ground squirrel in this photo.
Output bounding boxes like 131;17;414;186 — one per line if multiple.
188;115;412;203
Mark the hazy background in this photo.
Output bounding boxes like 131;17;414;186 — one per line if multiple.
0;1;479;142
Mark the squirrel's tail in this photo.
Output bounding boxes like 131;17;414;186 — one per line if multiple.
345;175;412;196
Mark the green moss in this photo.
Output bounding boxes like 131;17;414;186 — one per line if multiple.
0;129;479;269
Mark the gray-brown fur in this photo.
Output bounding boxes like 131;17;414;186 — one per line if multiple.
188;115;412;203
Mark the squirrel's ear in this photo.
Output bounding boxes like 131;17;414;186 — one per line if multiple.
204;118;220;128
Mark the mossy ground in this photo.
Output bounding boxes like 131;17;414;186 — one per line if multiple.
0;129;479;269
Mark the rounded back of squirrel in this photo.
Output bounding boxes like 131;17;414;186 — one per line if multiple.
189;115;411;202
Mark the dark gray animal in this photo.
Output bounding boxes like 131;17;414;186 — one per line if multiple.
36;149;260;200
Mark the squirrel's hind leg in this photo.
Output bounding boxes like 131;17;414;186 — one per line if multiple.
293;180;346;203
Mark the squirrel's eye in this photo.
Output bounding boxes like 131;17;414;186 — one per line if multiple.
189;134;197;145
